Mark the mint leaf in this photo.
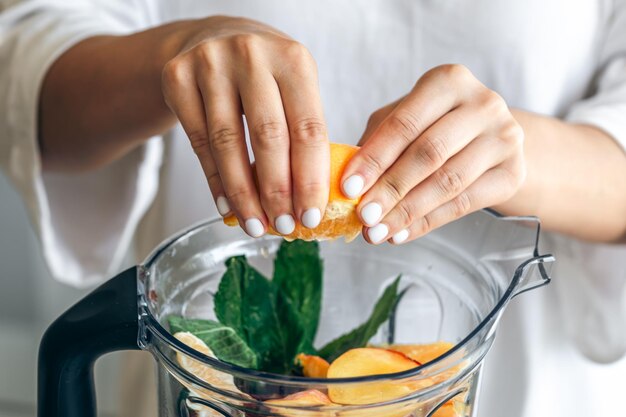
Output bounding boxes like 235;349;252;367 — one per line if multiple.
273;240;323;357
168;316;258;369
318;275;403;362
214;256;289;373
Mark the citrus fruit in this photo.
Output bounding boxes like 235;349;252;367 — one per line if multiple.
173;331;237;392
223;142;362;241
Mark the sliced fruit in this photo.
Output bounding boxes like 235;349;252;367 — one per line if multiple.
266;390;336;417
296;354;330;378
431;401;459;417
265;389;334;407
173;331;237;393
223;142;362;241
327;348;431;405
388;342;454;364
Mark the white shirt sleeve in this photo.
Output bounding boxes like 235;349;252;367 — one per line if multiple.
565;0;626;150
558;0;626;362
0;0;163;287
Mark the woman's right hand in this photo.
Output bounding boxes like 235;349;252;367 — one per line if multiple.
162;16;330;237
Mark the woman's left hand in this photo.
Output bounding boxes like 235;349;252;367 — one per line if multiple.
342;64;526;244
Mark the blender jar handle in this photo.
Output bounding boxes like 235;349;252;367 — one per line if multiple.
38;266;141;417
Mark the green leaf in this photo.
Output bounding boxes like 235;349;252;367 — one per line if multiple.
318;275;403;362
273;240;323;358
214;256;289;373
168;316;258;369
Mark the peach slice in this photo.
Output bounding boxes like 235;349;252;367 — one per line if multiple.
327;348;431;405
266;389;333;407
266;390;336;417
388;342;454;365
296;354;330;378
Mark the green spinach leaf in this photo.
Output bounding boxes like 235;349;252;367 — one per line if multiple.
168;316;258;369
273;240;323;357
318;275;403;362
214;256;289;373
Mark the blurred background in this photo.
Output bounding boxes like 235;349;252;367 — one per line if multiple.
0;172;123;417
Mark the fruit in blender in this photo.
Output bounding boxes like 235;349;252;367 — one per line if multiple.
388;342;454;364
326;347;430;405
265;389;334;407
296;354;330;378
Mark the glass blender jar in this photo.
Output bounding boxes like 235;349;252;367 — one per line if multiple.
38;209;554;417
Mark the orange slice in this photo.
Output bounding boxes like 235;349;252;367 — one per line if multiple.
173;332;237;393
223;142;362;241
295;353;330;378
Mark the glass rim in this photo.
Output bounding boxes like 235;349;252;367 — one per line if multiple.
139;209;553;386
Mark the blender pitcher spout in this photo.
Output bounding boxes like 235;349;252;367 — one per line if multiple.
510;254;555;299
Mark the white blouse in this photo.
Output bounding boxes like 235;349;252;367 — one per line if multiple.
1;1;626;416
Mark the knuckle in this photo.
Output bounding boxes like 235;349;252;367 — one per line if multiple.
209;126;241;153
295;179;325;197
415;215;432;236
480;90;505;112
387;111;421;144
396;201;416;227
162;58;189;89
254;121;288;150
195;40;220;65
360;150;386;176
381;174;409;201
261;184;291;204
206;171;222;189
451;192;472;217
436;167;464;196
417;136;448;168
231;33;262;53
501;120;525;147
285;40;312;60
290;118;327;145
508;157;527;189
435;63;471;82
225;186;254;204
187;130;211;157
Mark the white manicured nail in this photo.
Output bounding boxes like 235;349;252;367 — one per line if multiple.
216;196;230;216
368;223;389;244
392;229;410;244
302;208;322;229
342;175;365;199
275;214;296;235
244;218;265;238
361;202;382;226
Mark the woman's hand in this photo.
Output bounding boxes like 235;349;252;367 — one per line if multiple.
162;16;329;237
342;64;526;244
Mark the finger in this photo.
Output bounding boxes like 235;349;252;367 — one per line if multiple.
341;68;472;199
389;163;523;244
365;134;510;244
196;63;267;237
357;104;495;228
162;58;229;216
358;99;401;146
275;46;329;229
239;67;295;235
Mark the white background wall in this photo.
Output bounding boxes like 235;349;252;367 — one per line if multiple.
0;173;122;417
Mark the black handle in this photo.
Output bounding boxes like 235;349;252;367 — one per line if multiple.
38;266;141;417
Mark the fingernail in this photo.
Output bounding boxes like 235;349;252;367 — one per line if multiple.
275;214;296;235
368;223;389;244
302;208;322;229
392;229;410;244
216;196;230;216
342;175;365;199
244;218;265;238
361;202;382;226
